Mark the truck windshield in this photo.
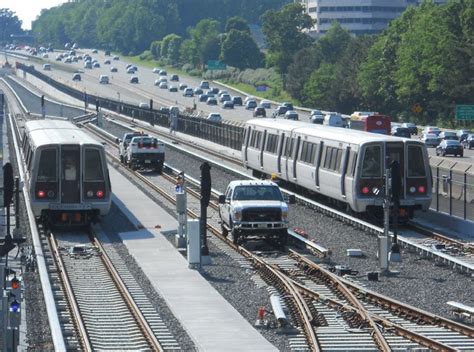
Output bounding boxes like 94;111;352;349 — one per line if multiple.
233;186;283;201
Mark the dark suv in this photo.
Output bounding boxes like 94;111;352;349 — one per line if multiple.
462;134;474;150
391;127;411;138
436;140;463;157
253;107;266;117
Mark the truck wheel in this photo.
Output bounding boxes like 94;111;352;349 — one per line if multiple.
221;224;228;237
232;230;239;245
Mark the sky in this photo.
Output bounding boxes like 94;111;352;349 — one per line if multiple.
3;0;67;30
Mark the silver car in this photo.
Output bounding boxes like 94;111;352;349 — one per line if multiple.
421;133;441;147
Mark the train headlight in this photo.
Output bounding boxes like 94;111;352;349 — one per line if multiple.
37;190;45;198
87;190;94;197
372;187;380;196
409;186;416;194
418;186;425;193
96;190;104;198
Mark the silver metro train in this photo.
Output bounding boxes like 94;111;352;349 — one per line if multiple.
22;120;111;225
242;119;432;219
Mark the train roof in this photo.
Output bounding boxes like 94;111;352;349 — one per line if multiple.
25;120;102;147
245;118;412;145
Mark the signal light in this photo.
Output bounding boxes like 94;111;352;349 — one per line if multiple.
96;190;104;198
11;277;20;290
418;186;425;193
10;300;20;312
362;186;369;194
37;190;45;198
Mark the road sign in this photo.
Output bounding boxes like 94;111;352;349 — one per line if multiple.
455;105;474;121
207;60;227;70
411;104;422;114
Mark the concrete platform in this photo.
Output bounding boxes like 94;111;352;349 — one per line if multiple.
108;166;277;352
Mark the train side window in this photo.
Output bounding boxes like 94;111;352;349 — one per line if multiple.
300;141;308;162
249;130;257;148
322;146;330;169
407;146;426;177
361;145;382;178
37;149;57;181
335;148;342;170
85;149;104;181
265;134;278;154
330;148;338;170
348;151;358;176
255;131;262;149
27;150;33;171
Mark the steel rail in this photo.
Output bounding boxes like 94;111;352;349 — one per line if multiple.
292;251;473;349
90;233;163;351
48;232;92;351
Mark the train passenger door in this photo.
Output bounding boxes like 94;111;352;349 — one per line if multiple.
385;142;405;199
243;126;251;165
292;136;301;180
61;146;81;203
260;130;267;169
277;133;285;175
340;147;350;198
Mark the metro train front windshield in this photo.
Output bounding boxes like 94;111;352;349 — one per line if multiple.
232;186;283;202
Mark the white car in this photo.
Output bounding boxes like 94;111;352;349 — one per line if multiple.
207;113;222;122
260;100;271;109
152;67;160;73
421;133;441;147
159;82;168;89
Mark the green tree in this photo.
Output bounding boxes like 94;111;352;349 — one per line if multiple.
261;3;314;73
220;29;262;69
189;18;221;66
150;40;162;59
225;16;250;33
302;63;337;110
179;39;198;66
0;8;23;43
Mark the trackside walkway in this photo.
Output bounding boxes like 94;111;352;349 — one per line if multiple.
107;166;277;352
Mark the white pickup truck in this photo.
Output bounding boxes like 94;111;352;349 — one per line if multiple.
218;180;294;246
118;132;165;173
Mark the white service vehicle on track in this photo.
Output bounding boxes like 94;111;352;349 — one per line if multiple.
218;180;294;245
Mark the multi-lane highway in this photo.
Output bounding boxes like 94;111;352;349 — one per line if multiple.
6;48;474;162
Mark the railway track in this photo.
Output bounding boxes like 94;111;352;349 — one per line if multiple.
102;114;474;274
3;79;184;351
85;122;474;351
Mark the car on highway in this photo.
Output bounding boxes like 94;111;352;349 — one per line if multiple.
110;67;118;72
436;140;463;157
84;61;92;69
260;100;271;109
99;75;109;84
232;96;243;106
170;74;179;81
113;55;120;60
93;62;101;68
208;87;219;95
272;105;288;118
391;127;411;138
285;110;299;120
462;134;474;149
183;88;194;97
92;49;98;53
159;82;168;89
457;129;471;141
439;131;458;140
126;67;135;74
253;107;266;117
72;73;81;81
282;102;294;111
42;53;49;59
43;64;51;71
245;99;257;110
130;76;139;83
421;133;441;147
159;70;167;76
310;110;324;124
194;88;203;95
207;113;222;122
220;94;231;102
139;102;150;109
168;85;178;92
402;122;418;135
198;94;208;102
104;59;111;65
218;90;229;97
222;100;234;109
152;67;160;73
423;126;441;136
179;83;188;90
200;81;210;89
206;97;217;105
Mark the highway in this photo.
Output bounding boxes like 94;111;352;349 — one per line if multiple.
6;48;474;162
10;49;313;123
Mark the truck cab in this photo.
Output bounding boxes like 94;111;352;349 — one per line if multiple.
218;180;294;246
118;132;145;163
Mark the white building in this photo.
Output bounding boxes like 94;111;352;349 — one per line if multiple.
296;0;446;36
